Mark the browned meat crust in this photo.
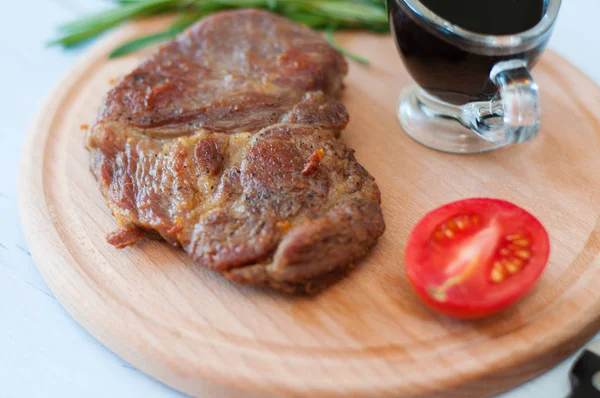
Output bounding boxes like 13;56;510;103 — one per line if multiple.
87;9;385;293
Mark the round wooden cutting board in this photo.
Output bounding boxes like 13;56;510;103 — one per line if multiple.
18;17;600;398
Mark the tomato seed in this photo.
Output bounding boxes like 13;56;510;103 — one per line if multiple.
513;239;530;247
515;250;531;259
491;264;505;283
506;262;521;274
513;258;524;266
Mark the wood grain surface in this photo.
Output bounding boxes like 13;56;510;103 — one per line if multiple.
17;16;600;398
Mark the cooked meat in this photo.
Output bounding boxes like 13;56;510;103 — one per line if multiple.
87;9;385;293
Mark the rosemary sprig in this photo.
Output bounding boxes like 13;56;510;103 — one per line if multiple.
109;7;224;57
325;27;369;65
50;0;389;62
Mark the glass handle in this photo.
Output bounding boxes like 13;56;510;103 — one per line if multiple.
463;60;541;146
493;60;541;144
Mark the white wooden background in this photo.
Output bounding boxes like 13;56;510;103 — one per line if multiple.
1;1;599;397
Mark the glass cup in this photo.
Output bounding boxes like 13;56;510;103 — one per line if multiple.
388;0;562;153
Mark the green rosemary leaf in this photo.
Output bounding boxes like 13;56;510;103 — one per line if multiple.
48;23;116;48
111;0;144;4
325;28;370;65
310;1;387;24
109;6;216;58
280;9;331;27
201;0;270;7
266;0;278;10
50;0;390;60
58;0;182;33
109;29;181;58
169;6;223;29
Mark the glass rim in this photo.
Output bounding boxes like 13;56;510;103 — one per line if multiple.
396;0;562;55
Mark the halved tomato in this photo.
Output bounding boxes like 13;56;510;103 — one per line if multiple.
405;198;550;319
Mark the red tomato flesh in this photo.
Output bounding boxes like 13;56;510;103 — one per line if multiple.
405;198;550;319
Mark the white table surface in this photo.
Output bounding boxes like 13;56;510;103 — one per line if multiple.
2;1;599;397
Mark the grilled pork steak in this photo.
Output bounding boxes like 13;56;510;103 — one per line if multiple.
87;9;385;293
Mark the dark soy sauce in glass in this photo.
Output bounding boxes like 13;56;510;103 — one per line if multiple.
389;0;548;105
419;0;544;35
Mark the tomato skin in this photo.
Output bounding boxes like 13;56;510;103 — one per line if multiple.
411;289;490;320
409;283;517;320
405;198;550;320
